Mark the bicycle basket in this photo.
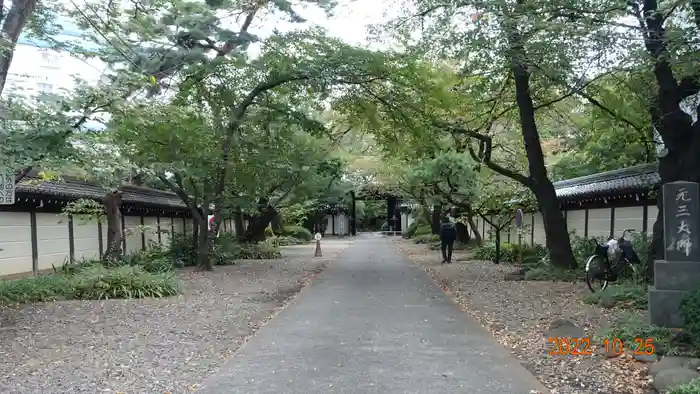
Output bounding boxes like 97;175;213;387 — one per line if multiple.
606;239;621;260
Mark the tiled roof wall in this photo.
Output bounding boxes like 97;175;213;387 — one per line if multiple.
553;163;659;199
16;179;186;208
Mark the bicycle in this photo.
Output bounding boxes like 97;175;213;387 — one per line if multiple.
584;228;641;292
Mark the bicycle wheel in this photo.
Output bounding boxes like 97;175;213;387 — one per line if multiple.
613;258;638;282
585;255;608;292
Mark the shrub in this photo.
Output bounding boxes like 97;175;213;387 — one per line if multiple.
0;275;72;303
169;233;197;266
70;265;180;299
680;287;700;349
414;225;432;236
53;257;96;275
282;225;312;241
405;221;420;238
631;232;652;277
473;242;546;263
413;234;439;244
597;313;673;353
264;226;275;237
267;235;307;246
214;234;282;262
0;265;181;303
121;245;174;273
583;282;648;309
668;378;700;394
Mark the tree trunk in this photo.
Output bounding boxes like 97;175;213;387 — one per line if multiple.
103;191;123;262
192;214;200;253
638;0;700;282
431;204;442;234
244;206;277;242
0;0;38;95
507;21;576;269
271;211;283;234
195;216;212;270
233;213;245;240
494;230;501;264
455;222;470;243
466;214;483;245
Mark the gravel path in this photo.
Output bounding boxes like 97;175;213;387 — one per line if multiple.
0;239;352;394
394;239;652;394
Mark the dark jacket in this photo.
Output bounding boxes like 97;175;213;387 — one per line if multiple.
439;221;457;241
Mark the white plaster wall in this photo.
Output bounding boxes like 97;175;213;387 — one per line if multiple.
0;212;32;276
325;215;333;233
172;218;184;236
533;212;546;245
334;213;350;235
566;210;586;237
588;208;612;239
124;216;142;254
401;213;415;234
72;218;99;262
36;213;69;270
160;217;172;247
143;216;159;248
614;207;644;237
521;213;533;245
647;205;659;234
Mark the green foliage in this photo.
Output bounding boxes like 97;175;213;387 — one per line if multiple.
680;288;700;349
61;198;106;223
473;242;547;264
214;235;282;261
583;283;648;309
597;313;673;353
267;235;307;246
405;221;421;238
549;72;656;181
0;265;180;304
414;224;432;236
668;378;700;394
282;225;312;241
413;234;439;244
69;265;180;300
119;246;174;273
169;233;198;267
169;233;282;265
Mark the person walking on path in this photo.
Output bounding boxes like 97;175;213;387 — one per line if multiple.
439;216;457;263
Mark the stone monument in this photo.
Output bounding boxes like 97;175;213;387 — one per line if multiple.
649;181;700;327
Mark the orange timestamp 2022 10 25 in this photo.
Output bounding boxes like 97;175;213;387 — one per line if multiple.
546;336;656;357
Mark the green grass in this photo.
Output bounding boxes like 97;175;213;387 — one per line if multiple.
583;282;648;309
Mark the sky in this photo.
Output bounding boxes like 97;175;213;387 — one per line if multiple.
235;0;400;50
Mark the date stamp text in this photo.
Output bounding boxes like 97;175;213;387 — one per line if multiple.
546;337;655;356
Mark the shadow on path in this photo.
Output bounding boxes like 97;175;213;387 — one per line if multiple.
197;234;549;394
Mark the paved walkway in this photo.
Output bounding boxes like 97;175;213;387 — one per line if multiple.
197;234;549;393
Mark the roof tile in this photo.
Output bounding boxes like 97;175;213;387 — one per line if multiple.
553;163;659;199
16;179;186;208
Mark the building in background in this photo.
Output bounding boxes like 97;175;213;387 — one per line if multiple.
2;19;109;130
4;19;106;99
